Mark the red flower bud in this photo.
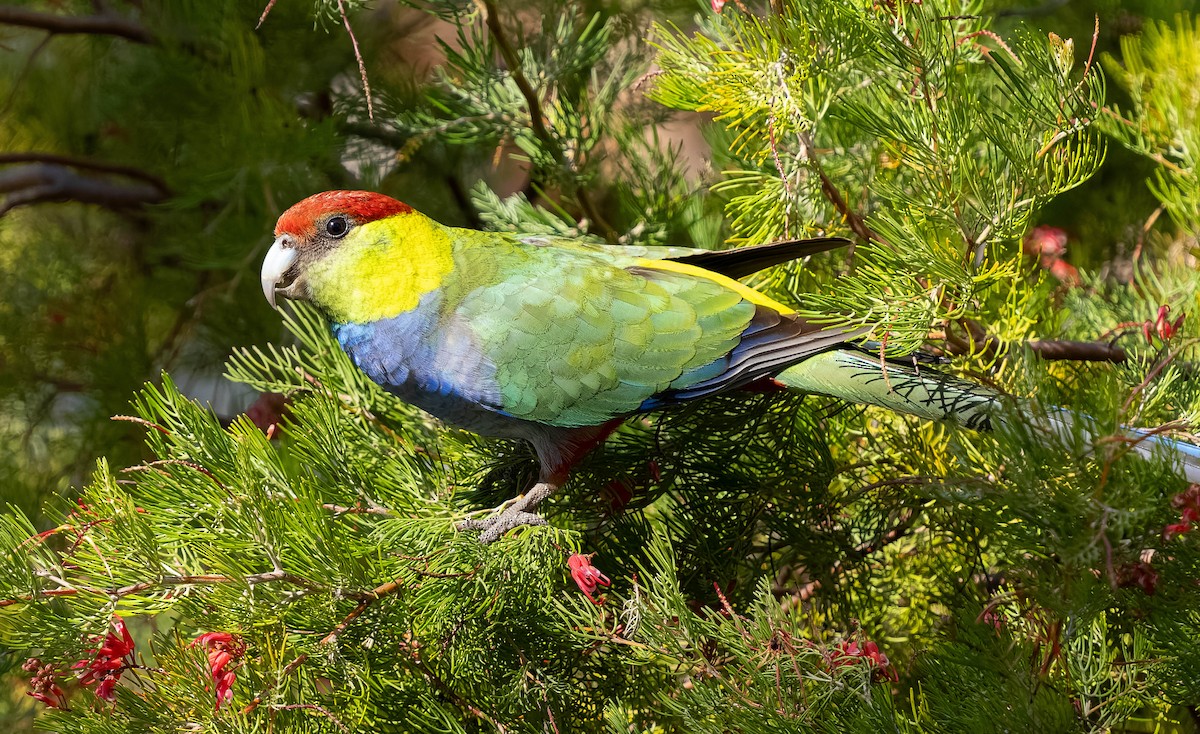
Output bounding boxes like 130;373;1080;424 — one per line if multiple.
1116;561;1159;595
826;637;898;682
1165;484;1200;539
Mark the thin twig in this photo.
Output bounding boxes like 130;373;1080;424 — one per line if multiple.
415;656;509;732
1131;205;1163;264
0;35;52;117
780;507;921;601
797;132;879;244
0;571;323;608
269;704;351;733
1076;16;1100;95
1121;342;1192;415
766;113;792;236
123;459;228;492
111;415;171;435
320;503;394;516
480;0;612;240
956;30;1019;64
256;0;279;29
336;0;374;122
0;153;168;191
241;576;407;714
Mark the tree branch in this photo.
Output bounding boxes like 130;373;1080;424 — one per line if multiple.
335;0;374;121
797;131;879;245
776;504;923;601
0;570;321;608
0;6;152;44
1022;339;1128;363
945;318;1126;364
0;153;168;190
241;576;406;714
0;162;168;216
414;655;509;733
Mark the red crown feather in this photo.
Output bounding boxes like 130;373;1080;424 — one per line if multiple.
274;190;413;238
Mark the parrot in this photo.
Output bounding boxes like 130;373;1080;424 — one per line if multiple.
260;190;1200;542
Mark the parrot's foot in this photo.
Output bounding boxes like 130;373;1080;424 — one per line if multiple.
457;482;557;543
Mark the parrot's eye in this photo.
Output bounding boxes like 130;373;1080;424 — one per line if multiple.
325;216;350;239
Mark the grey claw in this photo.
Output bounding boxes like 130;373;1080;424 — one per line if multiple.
455;481;559;542
457;510;548;543
478;512;547;543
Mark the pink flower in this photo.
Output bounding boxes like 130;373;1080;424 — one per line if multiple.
1047;258;1081;286
568;553;611;605
1023;225;1080;285
246;392;289;436
711;0;726;11
74;616;135;702
1164;522;1191;540
1023;225;1068;259
192;632;246;711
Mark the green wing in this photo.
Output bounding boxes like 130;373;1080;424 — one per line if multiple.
446;231;860;428
452;238;757;427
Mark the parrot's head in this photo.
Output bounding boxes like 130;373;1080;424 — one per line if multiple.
262;190;452;323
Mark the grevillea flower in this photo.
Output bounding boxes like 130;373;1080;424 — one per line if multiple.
1116;560;1159;596
1047;258;1081;286
191;632;246;711
24;658;68;709
827;638;899;683
73;616;135;702
246;391;289;435
1023;225;1080;285
1023;225;1068;259
1165;484;1200;540
1143;305;1185;344
568;553;611;605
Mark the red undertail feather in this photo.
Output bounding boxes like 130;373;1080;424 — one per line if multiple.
274;190;413;238
544;418;626;484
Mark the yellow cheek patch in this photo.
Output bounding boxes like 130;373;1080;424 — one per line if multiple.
306;215;455;322
634;257;795;315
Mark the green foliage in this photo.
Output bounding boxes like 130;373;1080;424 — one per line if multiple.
652;0;1105;352
0;318;908;731
2;1;1200;732
1103;15;1200;234
0;0;350;520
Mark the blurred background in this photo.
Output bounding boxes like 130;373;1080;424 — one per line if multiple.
0;0;1198;726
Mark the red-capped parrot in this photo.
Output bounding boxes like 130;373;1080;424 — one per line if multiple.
261;191;1200;541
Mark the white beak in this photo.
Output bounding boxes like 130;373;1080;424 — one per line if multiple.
261;236;299;309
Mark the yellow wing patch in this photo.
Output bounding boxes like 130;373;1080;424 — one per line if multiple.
634;257;795;315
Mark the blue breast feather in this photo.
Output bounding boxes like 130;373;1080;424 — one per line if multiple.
332;291;504;415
